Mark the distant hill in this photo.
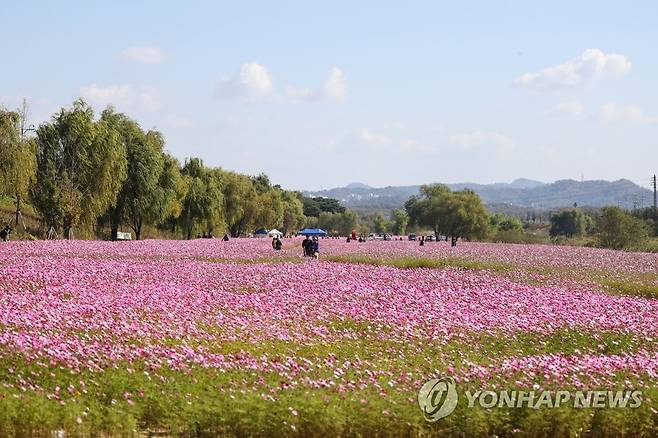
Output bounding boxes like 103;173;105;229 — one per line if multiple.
305;179;652;211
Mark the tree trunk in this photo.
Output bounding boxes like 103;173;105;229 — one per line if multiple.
14;196;20;227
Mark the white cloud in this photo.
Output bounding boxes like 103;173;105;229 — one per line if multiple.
323;67;346;102
286;67;347;103
514;49;631;90
119;46;167;64
356;128;433;153
601;103;658;125
450;131;514;150
216;62;273;100
360;128;391;145
161;115;198;129
545;101;584;117
80;84;162;112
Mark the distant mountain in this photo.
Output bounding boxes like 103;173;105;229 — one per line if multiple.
304;178;652;211
344;182;372;189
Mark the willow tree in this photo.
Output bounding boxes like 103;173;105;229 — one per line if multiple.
0;109;36;226
33;100;127;238
179;158;224;239
100;108;177;240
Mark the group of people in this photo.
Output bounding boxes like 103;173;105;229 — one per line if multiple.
0;225;12;242
301;235;320;258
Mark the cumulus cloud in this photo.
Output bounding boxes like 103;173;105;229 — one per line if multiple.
323;67;346;102
545;101;584;117
514;49;631;90
119;46;168;64
286;67;347;103
450;131;514;150
80;84;162;112
601;103;658;124
216;62;274;100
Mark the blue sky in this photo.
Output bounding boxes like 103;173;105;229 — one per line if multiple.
1;1;657;190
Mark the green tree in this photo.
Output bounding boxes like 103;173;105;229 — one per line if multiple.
405;184;452;239
390;208;409;235
549;209;587;238
372;213;388;234
101;109;167;240
302;197;345;217
490;213;523;233
406;185;488;246
221;171;259;237
0;109;36;227
179;158;224;239
33;100;127;238
596;206;648;249
254;189;284;231
281;191;305;235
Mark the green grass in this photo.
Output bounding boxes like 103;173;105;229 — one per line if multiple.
0;328;655;437
325;254;514;273
598;279;658;299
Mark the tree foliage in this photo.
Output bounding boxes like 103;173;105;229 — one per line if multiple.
302;196;345;217
596;207;648;249
0;109;37;226
549;209;588;238
390;208;409;235
405;184;489;245
32;100;127;238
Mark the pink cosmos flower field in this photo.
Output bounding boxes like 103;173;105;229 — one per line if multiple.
0;238;656;436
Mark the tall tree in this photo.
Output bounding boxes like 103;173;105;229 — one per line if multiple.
33;100;126;238
179;158;223;239
281;191;305;235
390;208;409;235
549;209;587;238
596;206;648;249
0;109;36;227
222;171;258;237
372;213;389;234
406;184;489;246
100;108;175;240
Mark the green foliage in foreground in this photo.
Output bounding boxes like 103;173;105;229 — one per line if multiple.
0;328;656;437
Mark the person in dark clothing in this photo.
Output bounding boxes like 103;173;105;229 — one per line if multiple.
273;237;283;250
222;233;230;241
419;236;425;246
0;225;11;242
311;236;320;259
302;236;311;256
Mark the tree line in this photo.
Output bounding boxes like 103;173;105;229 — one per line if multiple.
0;100;317;240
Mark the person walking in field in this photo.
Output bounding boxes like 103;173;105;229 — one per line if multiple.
311;236;320;259
419;235;425;246
302;235;311;256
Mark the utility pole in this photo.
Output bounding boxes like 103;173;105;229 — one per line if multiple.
651;174;658;213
